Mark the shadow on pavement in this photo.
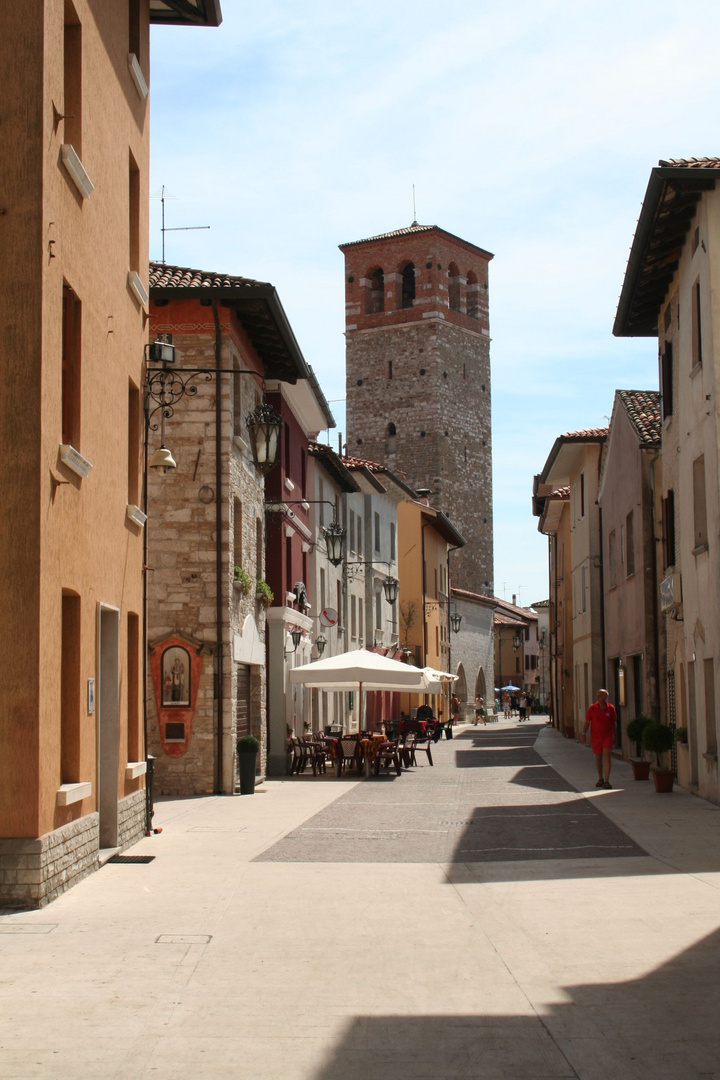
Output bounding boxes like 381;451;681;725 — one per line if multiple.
309;929;720;1079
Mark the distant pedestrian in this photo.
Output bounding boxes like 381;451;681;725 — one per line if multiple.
502;693;510;720
451;694;460;727
581;689;617;789
519;693;528;722
474;695;485;726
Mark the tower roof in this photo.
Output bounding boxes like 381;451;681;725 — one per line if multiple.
339;222;493;261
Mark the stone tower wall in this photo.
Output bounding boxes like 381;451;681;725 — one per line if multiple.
342;226;493;594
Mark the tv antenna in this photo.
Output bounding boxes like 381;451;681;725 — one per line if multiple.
153;185;210;264
412;183;417;226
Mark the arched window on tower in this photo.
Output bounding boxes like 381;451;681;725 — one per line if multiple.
401;262;415;309
386;421;397;455
467;270;480;319
448;262;462;312
366;267;384;314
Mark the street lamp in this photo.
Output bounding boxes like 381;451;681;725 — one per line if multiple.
324;520;346;567
450;611;462;634
145;338;282;475
512;631;522;651
283;627;303;660
315;634;327;657
382;577;399;605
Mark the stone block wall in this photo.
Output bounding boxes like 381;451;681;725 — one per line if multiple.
0;813;99;910
118;789;147;850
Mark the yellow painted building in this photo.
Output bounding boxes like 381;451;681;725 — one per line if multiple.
0;0;221;908
397;498;465;719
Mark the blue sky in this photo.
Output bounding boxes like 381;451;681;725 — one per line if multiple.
149;0;720;606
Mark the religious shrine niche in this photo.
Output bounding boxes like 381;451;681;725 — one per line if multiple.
149;632;205;757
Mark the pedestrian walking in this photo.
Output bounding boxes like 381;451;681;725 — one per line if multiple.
451;693;460;727
581;688;617;789
519;693;528;722
502;692;511;720
474;695;485;725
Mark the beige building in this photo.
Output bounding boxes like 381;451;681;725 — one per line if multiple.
533;484;573;733
534;430;607;737
597;390;663;751
614;157;720;800
0;1;221;908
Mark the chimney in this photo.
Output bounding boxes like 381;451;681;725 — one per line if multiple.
512;594;517;606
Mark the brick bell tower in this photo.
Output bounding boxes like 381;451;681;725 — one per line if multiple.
340;222;494;595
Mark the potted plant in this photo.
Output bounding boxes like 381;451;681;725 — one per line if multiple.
641;722;675;793
675;726;688;745
237;734;260;794
233;566;252;595
626;715;652;780
255;579;274;607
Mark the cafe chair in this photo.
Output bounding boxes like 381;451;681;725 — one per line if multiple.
373;738;402;777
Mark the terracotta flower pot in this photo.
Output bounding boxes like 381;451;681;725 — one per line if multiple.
630;759;651;781
651;767;674;793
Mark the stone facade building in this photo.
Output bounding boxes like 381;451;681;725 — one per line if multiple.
147;262;308;794
340;223;494;596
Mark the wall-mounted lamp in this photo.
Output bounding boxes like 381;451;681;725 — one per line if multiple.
315;634;327;657
284;627;303;661
324;520;346;566
512;632;522;651
450;611;462;634
382;577;399;605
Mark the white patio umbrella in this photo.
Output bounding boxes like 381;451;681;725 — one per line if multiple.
288;648;429;691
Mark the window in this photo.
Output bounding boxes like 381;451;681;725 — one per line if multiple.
390;522;396;561
580;472;585;518
233;498;243;574
660;341;673;420
62;284;82;447
626;511;635;576
63;2;82;154
356;515;362;558
127;381;140;505
320;567;326;611
704;658;717;755
128;151;140;273
580;566;587;613
525;655;529;670
358;601;364;643
662;491;676;569
336;581;342;627
388;361;393;380
61;591;81;783
318;479;325;527
691;280;703;368
608;529;616;587
620;524;626;567
375;589;382;630
693;455;708;552
349;509;356;553
401;263;415;308
374;512;380;553
350;595;357;640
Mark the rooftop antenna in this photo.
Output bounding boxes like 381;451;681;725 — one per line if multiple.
153;185;210;264
412;184;418;226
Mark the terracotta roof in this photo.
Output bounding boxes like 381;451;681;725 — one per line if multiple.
658;157;720;169
451;586;495;607
551;486;570;498
150;263;261;289
614;159;720;337
307;443;360;493
341;454;388;473
149;261;309;384
617;389;661;446
339;222;493;260
561;427;609;440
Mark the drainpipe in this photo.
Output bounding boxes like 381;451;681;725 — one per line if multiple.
648;449;661;719
212;298;224;794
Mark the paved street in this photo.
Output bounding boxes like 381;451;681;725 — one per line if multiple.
2;720;720;1079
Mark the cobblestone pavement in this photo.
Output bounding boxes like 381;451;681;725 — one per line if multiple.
258;723;645;864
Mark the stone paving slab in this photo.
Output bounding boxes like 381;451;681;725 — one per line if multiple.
2;720;720;1079
257;725;645;864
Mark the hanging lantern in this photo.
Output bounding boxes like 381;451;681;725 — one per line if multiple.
246;401;282;473
324;520;346;566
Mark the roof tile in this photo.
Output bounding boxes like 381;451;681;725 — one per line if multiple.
149;262;262;290
617;389;661;446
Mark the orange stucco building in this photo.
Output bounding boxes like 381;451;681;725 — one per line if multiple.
0;0;221;908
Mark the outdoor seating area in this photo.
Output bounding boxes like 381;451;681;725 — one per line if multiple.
286;725;440;779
